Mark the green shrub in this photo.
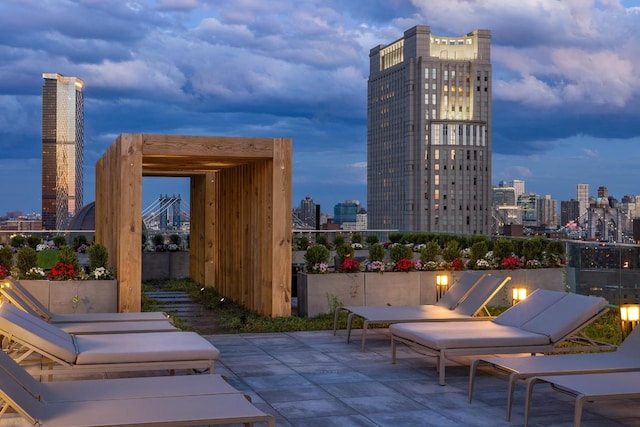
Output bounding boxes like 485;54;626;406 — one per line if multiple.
420;241;440;262
335;243;354;262
315;235;329;248
0;246;13;269
16;247;38;275
56;246;80;272
152;234;165;246
366;234;379;245
388;232;403;244
304;245;330;270
470;241;488;265
441;240;461;262
389;244;413;262
368;243;386;262
493;238;514;260
296;236;310;250
522;237;544;261
333;234;345;247
10;234;26;248
169;234;181;245
87;243;109;271
26;235;41;249
351;233;362;244
53;235;67;248
72;235;89;251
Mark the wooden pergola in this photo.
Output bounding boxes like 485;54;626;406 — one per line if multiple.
95;134;292;317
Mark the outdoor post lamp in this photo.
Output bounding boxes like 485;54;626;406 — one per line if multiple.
620;304;640;339
511;286;528;306
435;274;449;302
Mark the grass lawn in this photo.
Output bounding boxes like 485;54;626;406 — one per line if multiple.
36;249;58;269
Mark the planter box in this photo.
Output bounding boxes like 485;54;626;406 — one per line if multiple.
297;273;364;317
142;251;190;281
19;279;118;314
297;268;566;317
364;272;420;306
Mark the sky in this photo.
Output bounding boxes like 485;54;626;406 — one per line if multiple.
1;0;640;217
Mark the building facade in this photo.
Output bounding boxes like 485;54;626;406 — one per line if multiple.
367;26;492;234
41;73;84;230
333;200;360;225
576;183;589;226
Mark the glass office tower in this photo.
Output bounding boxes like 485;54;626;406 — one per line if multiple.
42;73;84;230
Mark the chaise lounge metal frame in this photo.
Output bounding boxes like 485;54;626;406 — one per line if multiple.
333;271;510;350
0;299;220;379
390;289;610;385
0;344;275;426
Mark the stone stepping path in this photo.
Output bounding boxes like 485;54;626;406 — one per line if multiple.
144;290;223;335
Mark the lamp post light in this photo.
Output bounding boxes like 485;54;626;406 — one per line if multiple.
511;286;527;306
435;274;449;302
620;304;640;339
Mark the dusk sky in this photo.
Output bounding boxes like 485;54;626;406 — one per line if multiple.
1;0;640;217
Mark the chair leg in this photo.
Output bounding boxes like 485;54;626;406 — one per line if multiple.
439;350;446;386
360;320;370;351
346;313;355;343
523;377;541;427
468;359;480;403
505;373;519;421
574;395;586;427
391;337;396;364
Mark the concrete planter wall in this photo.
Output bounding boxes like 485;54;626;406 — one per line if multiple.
20;279;118;314
142;251;190;281
297;273;364;317
297;268;565;317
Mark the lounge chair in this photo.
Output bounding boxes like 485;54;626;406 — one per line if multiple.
0;299;220;378
2;277;170;323
0;349;275;426
1;290;179;334
334;271;510;350
523;371;640;427
390;289;609;385
469;324;635;420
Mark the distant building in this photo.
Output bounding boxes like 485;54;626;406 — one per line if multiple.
576;183;589;225
518;192;538;226
560;199;580;226
341;208;368;231
538;194;558;227
510;179;525;201
294;196;317;228
493;184;516;206
333;200;360;225
42;73;84;230
367;25;492;235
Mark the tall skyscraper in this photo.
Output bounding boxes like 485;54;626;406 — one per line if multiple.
367;26;492;234
576;183;589;225
510;179;525;201
42;73;84;230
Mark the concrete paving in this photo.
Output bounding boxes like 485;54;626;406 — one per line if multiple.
206;328;640;427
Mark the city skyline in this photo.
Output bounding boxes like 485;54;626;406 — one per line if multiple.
1;1;640;216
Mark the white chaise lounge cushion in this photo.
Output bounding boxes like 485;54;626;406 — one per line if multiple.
74;332;220;364
390;321;550;349
519;292;608;342
493;289;566;328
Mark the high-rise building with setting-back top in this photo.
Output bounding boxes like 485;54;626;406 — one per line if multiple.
367;26;492;234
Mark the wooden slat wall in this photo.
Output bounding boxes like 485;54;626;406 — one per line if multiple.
96;134;291;317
